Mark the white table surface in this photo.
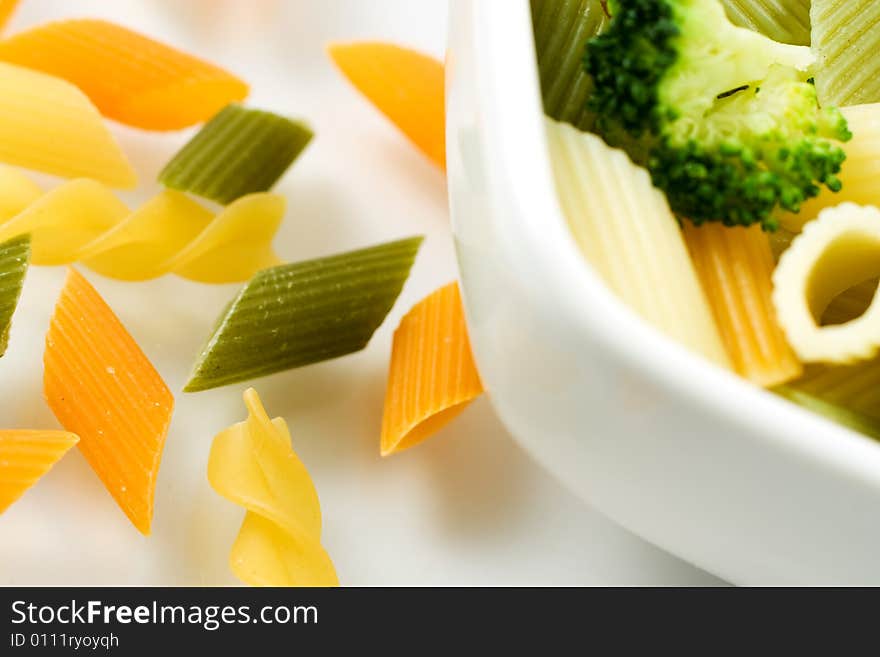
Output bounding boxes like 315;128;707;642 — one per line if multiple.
0;0;721;586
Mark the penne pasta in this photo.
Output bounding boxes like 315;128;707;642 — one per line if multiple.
720;0;810;45
380;282;484;456
0;63;136;188
683;223;801;387
185;237;423;392
531;0;609;131
545;117;731;369
773;203;880;364
0;430;79;514
328;42;445;169
811;0;880;107
0;235;29;356
208;388;338;587
159;104;313;205
0;0;18;32
43;268;174;535
0;19;249;130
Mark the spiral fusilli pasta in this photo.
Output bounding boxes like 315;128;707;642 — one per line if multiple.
208;388;338;587
0;166;284;283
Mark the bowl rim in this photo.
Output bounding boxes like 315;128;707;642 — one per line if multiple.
454;0;880;487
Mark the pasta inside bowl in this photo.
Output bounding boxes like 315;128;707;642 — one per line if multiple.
774;203;880;364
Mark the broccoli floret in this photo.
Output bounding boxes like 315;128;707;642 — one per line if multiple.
584;0;851;230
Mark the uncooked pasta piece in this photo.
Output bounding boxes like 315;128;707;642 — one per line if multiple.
811;0;880;107
0;234;30;355
531;0;609;131
77;190;215;281
43;268;174;534
773;203;880;364
159;104;313;204
185;236;423;392
0;165;41;221
0;430;79;514
0;63;136;187
208;388;337;587
683;223;801;387
0;19;248;130
720;0;810;45
159;193;284;283
545;117;730;368
381;282;483;456
0;169;283;282
328;42;445;169
0;0;18;32
781;105;880;232
0;179;129;265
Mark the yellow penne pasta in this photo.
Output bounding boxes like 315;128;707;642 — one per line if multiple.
546;118;730;368
782;105;880;231
684;222;801;386
773;203;880;364
812;0;880;107
0;63;136;188
0;168;284;282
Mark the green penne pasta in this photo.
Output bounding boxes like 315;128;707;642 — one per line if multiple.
185;236;423;392
0;234;29;355
159;104;313;205
720;0;810;45
775;386;880;441
531;0;609;131
812;0;880;106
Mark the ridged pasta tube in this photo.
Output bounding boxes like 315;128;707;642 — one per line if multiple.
720;0;810;45
773;203;880;364
545;117;730;369
683;223;801;387
0;62;135;188
0;167;283;283
812;0;880;107
531;0;609;131
0;430;78;514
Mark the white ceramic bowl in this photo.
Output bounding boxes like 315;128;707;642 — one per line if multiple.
446;0;880;585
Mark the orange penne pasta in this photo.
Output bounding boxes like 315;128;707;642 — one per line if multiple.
683;222;802;387
0;430;79;514
380;282;483;456
328;42;445;170
0;0;18;32
0;19;249;130
43;268;174;534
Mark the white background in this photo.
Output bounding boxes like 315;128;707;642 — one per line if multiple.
0;0;720;586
